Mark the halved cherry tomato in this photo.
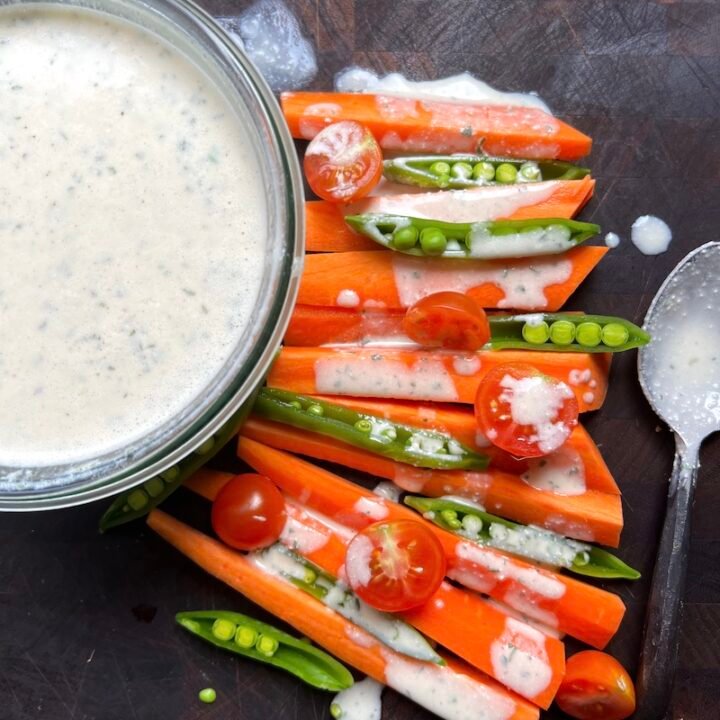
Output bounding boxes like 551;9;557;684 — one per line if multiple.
402;292;491;351
211;473;286;551
344;519;446;612
304;120;383;202
474;362;578;457
556;650;636;720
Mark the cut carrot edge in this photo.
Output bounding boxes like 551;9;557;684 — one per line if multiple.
302;394;619;495
297;246;609;312
305;177;596;253
186;470;565;707
233;435;626;648
282;91;592;161
148;509;539;720
266;346;611;412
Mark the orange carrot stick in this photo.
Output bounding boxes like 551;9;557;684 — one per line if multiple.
234;438;626;648
241;418;623;548
306;394;619;495
306;178;595;253
298;246;609;311
282;92;592;161
267;346;610;412
148;509;539;720
188;472;565;707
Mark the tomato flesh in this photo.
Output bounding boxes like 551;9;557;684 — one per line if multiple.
344;519;446;612
556;651;636;720
304;120;383;202
211;473;286;551
474;362;578;457
402;292;491;351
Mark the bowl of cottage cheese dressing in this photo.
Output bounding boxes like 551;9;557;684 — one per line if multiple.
0;0;304;508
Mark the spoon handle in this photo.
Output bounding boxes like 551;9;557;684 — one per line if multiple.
636;435;700;719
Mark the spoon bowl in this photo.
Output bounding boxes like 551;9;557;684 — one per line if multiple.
636;241;720;719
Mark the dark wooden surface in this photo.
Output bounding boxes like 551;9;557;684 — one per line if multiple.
2;1;719;718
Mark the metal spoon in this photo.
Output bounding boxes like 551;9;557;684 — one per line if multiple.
636;241;720;719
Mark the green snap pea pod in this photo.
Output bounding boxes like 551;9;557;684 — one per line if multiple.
99;386;261;531
254;387;488;471
405;496;640;580
176;610;354;691
382;154;591;190
256;545;444;664
486;313;650;353
344;213;600;260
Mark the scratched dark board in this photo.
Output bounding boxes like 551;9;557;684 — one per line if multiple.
1;1;719;718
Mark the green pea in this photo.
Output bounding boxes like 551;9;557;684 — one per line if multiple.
198;688;217;704
307;403;324;417
450;161;473;179
144;476;165;499
289;400;303;410
303;567;317;585
549;320;576;345
495;163;518;184
330;702;344;719
392;225;419;250
419;227;447;255
256;634;279;657
472;161;495;181
127;489;148;512
196;436;215;455
522;321;550;345
576;322;603;347
519;162;541;181
212;618;236;642
429;160;451;177
601;322;630;347
160;465;180;482
440;509;462;530
354;419;373;433
575;551;591;567
235;625;258;648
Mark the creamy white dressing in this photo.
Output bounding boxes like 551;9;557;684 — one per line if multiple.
381;649;517;720
337;289;361;307
521;447;587;497
543;515;595;543
467;223;574;259
452;356;482;376
331;677;384;720
0;6;266;468
391;254;573;309
373;481;403;503
490;618;552;699
604;232;620;248
346;182;558;223
280;514;330;554
314;354;459;401
217;0;317;92
631;215;672;255
353;496;389;521
487;523;588;568
499;375;574;454
288;501;358;543
568;368;592;386
455;542;566;599
484;597;561;638
334;67;551;113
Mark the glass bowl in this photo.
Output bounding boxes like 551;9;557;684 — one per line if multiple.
0;0;304;510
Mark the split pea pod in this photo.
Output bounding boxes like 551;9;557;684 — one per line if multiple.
383;154;591;190
344;213;600;259
253;388;488;471
487;313;651;353
405;496;641;580
99;386;261;531
176;610;354;691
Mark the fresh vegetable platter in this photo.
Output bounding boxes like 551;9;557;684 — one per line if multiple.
4;4;720;720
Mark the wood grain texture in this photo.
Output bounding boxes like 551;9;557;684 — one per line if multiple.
2;1;719;718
